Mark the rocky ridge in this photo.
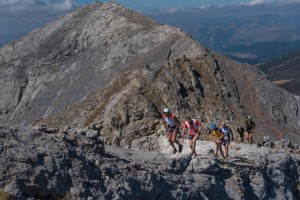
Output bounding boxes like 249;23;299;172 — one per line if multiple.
1;126;300;199
0;2;299;144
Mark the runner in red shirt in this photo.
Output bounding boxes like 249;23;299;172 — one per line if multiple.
182;116;202;157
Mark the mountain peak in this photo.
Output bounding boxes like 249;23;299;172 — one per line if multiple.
0;2;299;144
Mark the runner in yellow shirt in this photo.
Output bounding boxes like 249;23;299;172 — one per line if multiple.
210;123;225;160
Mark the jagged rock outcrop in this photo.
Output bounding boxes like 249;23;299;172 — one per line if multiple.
1;126;300;199
0;2;299;146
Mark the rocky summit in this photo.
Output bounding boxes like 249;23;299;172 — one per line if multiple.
0;2;300;199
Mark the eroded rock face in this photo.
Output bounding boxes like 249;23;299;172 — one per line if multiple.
0;2;299;146
1;126;300;199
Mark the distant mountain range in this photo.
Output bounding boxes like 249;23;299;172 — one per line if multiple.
146;4;300;65
259;49;300;96
2;3;300;66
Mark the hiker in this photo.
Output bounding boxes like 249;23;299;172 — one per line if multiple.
220;122;233;158
162;108;183;154
236;125;245;143
245;116;255;145
182;117;202;157
210;123;225;160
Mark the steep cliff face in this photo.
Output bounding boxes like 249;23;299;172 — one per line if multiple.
0;2;299;144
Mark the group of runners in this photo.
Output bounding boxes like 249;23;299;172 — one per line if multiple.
162;108;256;159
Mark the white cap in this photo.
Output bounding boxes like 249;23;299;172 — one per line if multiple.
163;108;170;113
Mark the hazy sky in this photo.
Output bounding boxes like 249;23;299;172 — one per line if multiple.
0;0;300;44
76;0;300;9
76;0;249;10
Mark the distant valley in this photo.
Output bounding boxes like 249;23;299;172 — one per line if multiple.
259;50;300;96
146;4;300;65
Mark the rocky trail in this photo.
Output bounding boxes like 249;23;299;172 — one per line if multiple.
1;126;300;199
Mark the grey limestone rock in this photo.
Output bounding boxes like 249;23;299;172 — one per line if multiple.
0;127;300;199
